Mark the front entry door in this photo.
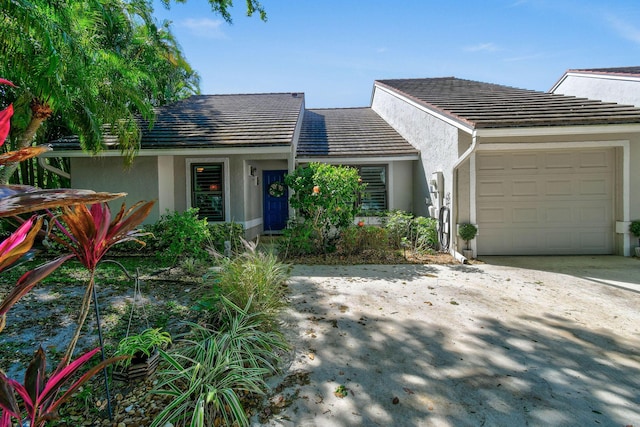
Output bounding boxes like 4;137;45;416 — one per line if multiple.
263;170;289;233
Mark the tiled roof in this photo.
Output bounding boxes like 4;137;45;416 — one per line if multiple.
376;77;640;129
54;93;304;149
568;66;640;77
297;108;418;158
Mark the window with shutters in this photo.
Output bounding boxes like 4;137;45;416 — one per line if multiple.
355;165;387;213
191;163;225;221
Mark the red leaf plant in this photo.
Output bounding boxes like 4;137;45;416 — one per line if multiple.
48;200;154;361
0;78;15;147
0;347;126;427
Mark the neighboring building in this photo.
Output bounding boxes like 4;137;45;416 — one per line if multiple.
44;73;640;256
550;67;640;107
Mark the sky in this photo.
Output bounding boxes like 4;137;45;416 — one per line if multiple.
152;0;640;109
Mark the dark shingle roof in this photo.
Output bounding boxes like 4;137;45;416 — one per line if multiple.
569;66;640;77
54;93;304;149
297;108;418;158
376;77;640;129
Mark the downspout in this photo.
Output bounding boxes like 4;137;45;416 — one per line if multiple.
450;130;478;264
38;156;71;180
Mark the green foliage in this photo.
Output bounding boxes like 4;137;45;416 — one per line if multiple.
197;239;290;328
336;225;389;256
151;208;211;264
114;327;172;368
630;220;640;238
284;163;365;254
151;297;288;427
458;223;478;243
384;210;439;253
207;221;245;254
385;210;415;249
414;216;438;252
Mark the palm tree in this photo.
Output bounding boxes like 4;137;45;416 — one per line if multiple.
0;0;200;182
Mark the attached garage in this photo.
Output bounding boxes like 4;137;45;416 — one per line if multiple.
476;148;615;255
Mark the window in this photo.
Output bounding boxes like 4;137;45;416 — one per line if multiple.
356;165;387;213
191;163;225;221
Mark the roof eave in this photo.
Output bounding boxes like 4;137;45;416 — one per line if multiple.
39;145;293;158
475;123;640;138
296;154;419;164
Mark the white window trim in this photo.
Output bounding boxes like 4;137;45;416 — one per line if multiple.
186;157;231;222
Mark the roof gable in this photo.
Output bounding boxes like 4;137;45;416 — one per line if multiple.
297;108;418;158
376;77;640;129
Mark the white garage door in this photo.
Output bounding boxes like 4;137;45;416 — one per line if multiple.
476;149;614;255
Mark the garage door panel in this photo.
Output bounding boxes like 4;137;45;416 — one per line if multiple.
512;180;538;196
476;149;614;255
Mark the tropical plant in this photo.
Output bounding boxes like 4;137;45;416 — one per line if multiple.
413;216;438;253
150;208;211;264
47;201;154;361
151;297;288;427
114;328;172;368
207;221;244;255
458;223;478;250
284;163;365;254
0;346;125;427
199;238;290;327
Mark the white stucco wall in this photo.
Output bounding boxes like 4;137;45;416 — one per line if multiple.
371;86;469;218
553;74;640;107
70;156;161;223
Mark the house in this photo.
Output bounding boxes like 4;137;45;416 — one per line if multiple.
551;67;640;107
44;73;640;257
48;93;305;239
45;93;418;240
371;77;640;257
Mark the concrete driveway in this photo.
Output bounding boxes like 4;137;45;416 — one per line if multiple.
257;256;640;427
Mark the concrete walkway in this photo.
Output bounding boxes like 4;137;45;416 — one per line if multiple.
257;256;640;426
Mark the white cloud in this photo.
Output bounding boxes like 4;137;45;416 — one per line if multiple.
465;43;500;53
606;14;640;45
179;18;227;39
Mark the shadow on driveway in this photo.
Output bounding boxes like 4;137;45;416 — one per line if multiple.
259;261;640;426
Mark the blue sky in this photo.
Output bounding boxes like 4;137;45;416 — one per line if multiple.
153;0;640;108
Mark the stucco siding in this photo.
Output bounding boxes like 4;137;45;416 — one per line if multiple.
372;86;466;217
553;75;640;107
70;156;161;223
389;160;414;212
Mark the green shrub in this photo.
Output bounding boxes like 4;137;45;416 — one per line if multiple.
414;216;438;253
280;219;322;257
336;225;389;256
207;222;244;254
385;210;415;249
385;210;439;253
285;163;365;254
152;297;289;427
197;239;290;327
150;208;210;264
458;223;478;250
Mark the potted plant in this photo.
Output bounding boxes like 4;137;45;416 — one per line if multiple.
630;220;640;257
113;327;172;381
458;223;478;260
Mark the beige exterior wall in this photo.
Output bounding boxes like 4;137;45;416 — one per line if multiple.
70;156;161;223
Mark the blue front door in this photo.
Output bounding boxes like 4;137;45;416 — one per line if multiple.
263;170;289;232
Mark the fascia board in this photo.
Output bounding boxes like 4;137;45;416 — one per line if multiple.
295;155;419;164
39;145;293;158
474;124;640;138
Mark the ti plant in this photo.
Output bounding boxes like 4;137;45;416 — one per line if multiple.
0;77;152;424
0;347;126;427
